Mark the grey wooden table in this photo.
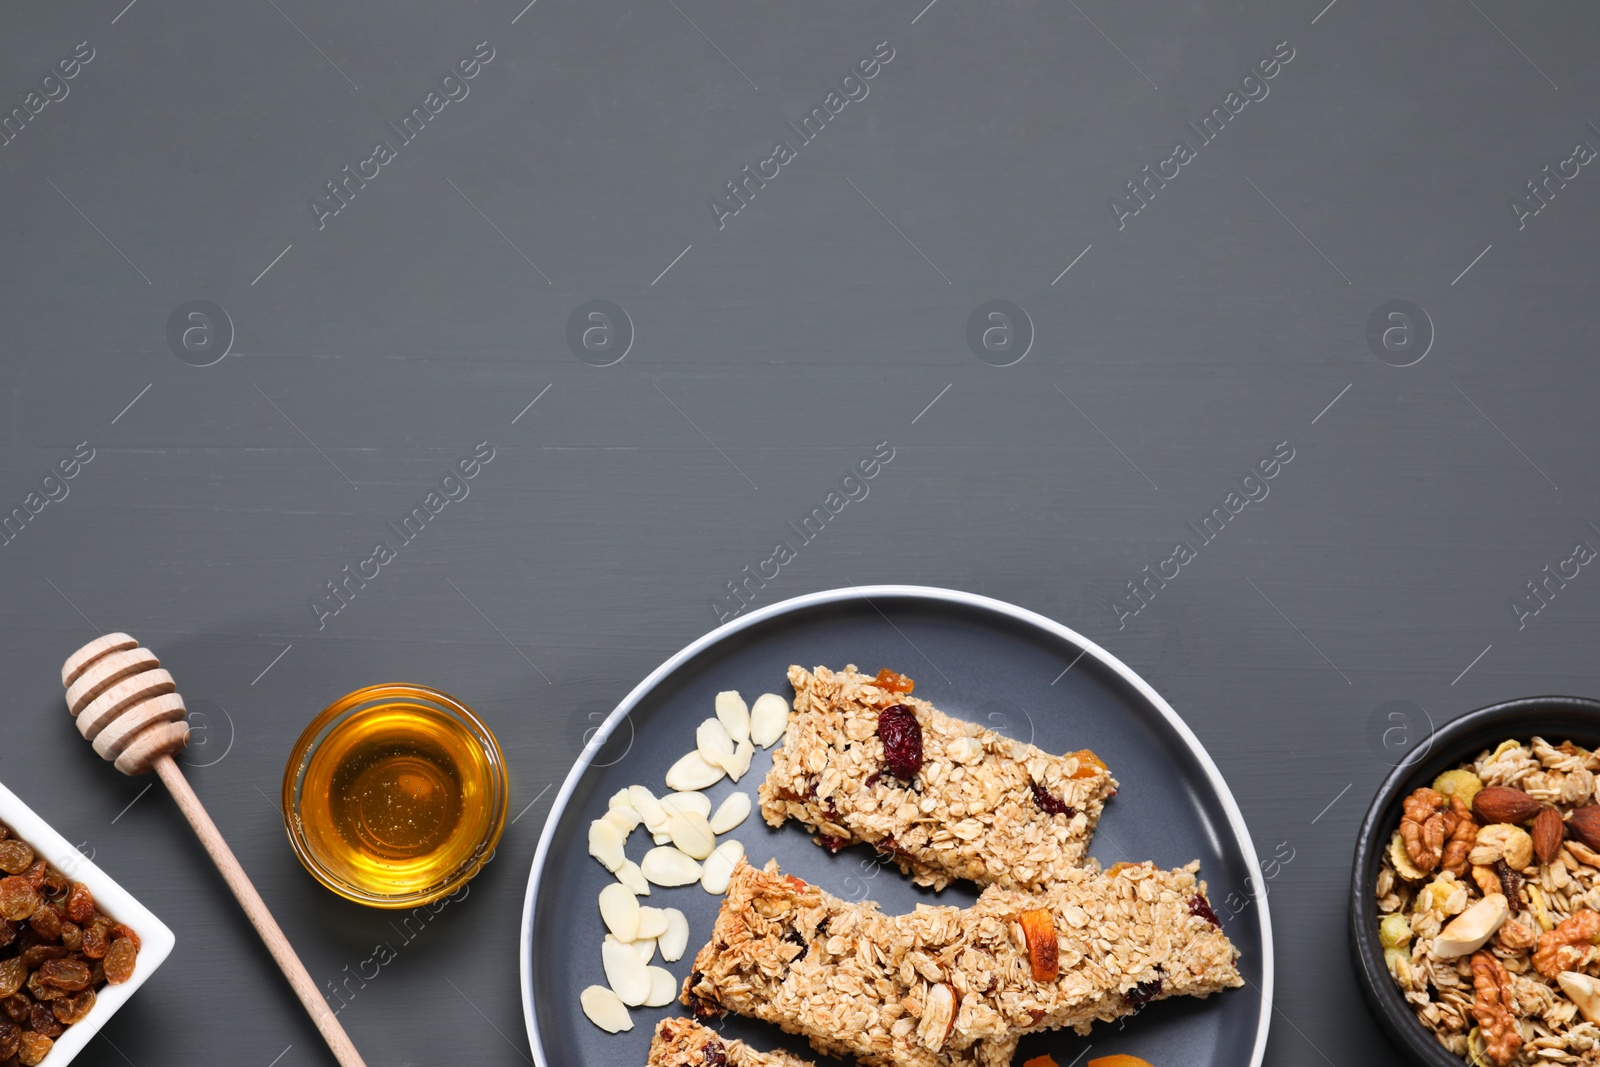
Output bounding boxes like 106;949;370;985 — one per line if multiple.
3;1;1598;1064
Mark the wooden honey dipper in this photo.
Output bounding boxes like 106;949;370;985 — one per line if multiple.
62;632;367;1067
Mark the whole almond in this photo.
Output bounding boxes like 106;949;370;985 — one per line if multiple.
1472;786;1542;826
1568;806;1600;851
1532;806;1565;865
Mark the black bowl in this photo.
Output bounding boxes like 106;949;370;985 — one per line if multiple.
1350;695;1600;1065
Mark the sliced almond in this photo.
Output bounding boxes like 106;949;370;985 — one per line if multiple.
713;740;754;782
589;818;625;872
697;717;735;761
615;860;650;897
1559;972;1600;1024
598;883;640;942
643;966;678;1008
636;907;669;940
601;938;651;1006
641;847;702;887
659;908;690;962
608;788;633;810
665;751;725;792
620;934;656;964
661;791;712;819
750;693;790;748
1434;893;1510;958
652;830;672;846
701;839;745;895
710;792;752;834
715;691;750;746
669;812;717;860
628;785;670;833
603;806;641;835
916;983;957;1051
580;985;633;1033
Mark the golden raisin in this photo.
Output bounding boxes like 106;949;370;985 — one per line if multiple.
0;842;32;876
109;923;140;951
103;937;137;984
37;958;90;992
50;988;93;1025
28;904;61;941
17;1030;52;1066
0;959;23;998
0;1020;17;1060
27;1000;61;1037
0;878;39;921
62;883;94;925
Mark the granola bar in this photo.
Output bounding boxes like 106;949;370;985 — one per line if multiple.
648;1018;817;1067
760;664;1119;891
682;859;1240;1067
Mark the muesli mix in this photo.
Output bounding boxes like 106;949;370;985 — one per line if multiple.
1377;737;1600;1066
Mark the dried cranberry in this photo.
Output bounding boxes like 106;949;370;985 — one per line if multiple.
684;972;721;1019
1030;782;1076;818
818;834;848;854
1125;976;1163;1006
877;704;923;780
1189;895;1221;928
701;1039;729;1067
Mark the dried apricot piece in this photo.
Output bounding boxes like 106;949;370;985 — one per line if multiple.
1018;909;1059;982
872;668;914;694
103;936;137;984
1023;1057;1060;1067
1067;750;1107;779
1087;1057;1155;1067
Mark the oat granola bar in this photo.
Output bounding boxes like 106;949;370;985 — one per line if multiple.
760;664;1119;891
648;1018;817;1067
682;859;1240;1067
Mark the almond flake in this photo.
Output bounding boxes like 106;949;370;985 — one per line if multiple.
588;818;625;872
665;751;725;791
579;985;633;1032
750;693;790;747
710;792;752;834
697;717;735;761
598;883;640;942
659;908;690;962
641;847;702;887
643;966;677;1007
701;839;745;895
601;939;651;1006
669;812;717;860
715;691;750;746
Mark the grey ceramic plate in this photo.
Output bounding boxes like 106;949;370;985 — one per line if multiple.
519;586;1272;1067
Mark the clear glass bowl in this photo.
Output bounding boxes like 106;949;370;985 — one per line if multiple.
282;683;508;908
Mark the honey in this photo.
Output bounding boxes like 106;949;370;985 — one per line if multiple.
284;685;507;907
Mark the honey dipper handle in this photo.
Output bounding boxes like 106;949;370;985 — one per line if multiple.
153;755;368;1067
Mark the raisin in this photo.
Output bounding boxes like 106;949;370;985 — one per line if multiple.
59;923;81;953
1497;860;1524;912
0;1020;16;1060
19;862;46;891
17;1030;52;1065
103;937;137;985
873;668;915;694
1030;782;1076;818
109;924;141;951
0;960;23;999
62;884;93;926
24;974;60;1003
876;704;923;781
782;929;809;963
80;921;109;960
0;879;39;922
27;1001;61;1037
51;988;94;1026
28;906;60;942
701;1038;729;1067
1189;895;1221;928
37;959;90;992
0;844;32;877
19;946;63;971
0;995;29;1023
1125;976;1163;1006
0;920;15;950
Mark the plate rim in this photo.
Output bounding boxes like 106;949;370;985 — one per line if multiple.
518;584;1274;1067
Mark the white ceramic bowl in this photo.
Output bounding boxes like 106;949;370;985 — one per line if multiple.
0;779;174;1066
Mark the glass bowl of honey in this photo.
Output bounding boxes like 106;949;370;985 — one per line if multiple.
282;684;508;908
